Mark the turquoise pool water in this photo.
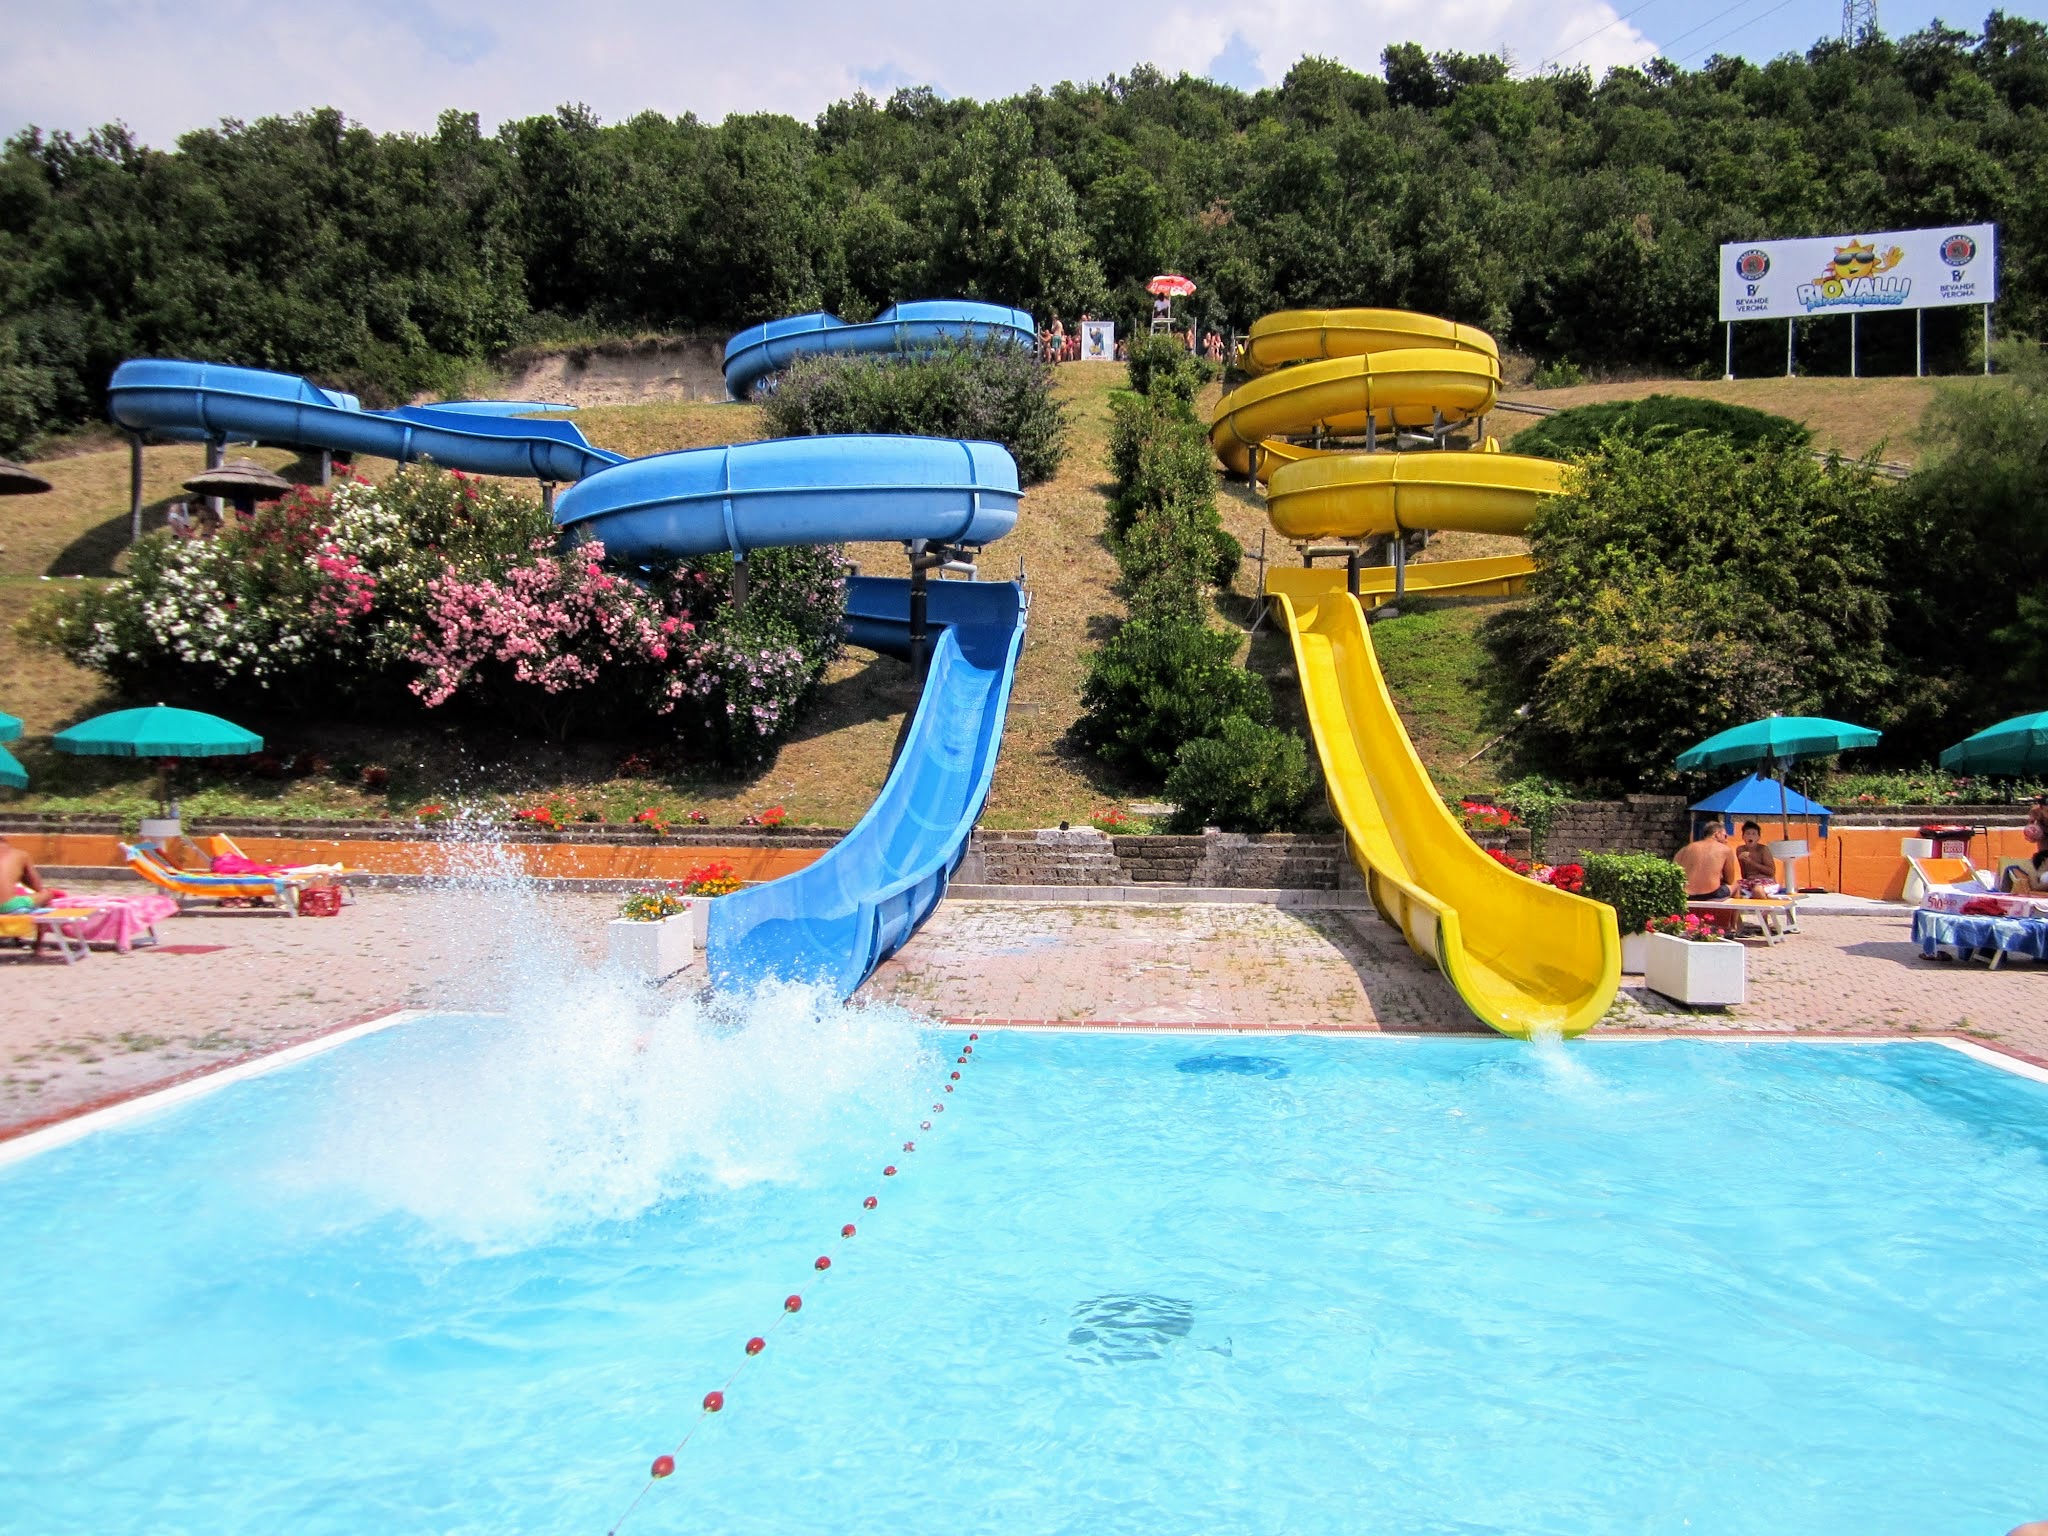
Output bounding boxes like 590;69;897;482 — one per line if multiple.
3;1019;2046;1533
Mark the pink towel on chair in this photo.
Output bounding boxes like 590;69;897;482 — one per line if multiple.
51;894;179;953
212;854;287;876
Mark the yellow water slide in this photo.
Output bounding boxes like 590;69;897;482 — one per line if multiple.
1209;350;1501;477
1215;309;1620;1037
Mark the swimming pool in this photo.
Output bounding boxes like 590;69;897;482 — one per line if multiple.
3;1013;2045;1534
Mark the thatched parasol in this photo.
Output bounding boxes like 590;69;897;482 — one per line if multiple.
0;458;53;495
183;457;294;513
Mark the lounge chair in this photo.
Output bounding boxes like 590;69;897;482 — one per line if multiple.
122;842;312;914
1904;854;1991;905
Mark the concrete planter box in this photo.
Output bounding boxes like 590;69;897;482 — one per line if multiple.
607;912;695;982
1644;932;1745;1007
1620;932;1653;974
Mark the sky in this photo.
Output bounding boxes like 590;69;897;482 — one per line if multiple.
0;0;2030;145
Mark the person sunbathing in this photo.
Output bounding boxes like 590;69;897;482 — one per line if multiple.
0;836;49;913
1735;820;1780;895
1673;824;1741;901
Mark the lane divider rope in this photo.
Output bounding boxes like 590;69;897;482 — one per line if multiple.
605;1032;981;1534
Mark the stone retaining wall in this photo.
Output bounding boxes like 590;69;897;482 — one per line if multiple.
962;829;1346;889
1543;796;1689;858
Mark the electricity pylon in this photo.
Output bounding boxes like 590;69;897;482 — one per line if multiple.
1843;0;1878;43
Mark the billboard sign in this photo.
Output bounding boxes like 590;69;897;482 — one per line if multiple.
1079;319;1115;360
1719;224;1996;322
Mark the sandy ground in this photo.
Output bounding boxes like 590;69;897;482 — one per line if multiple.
5;893;2042;1139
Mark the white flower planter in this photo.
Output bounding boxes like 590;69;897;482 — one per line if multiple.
607;912;696;982
1620;932;1653;973
1644;931;1746;1007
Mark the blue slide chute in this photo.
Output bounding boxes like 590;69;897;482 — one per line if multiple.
550;435;1019;560
707;575;1026;999
722;299;1035;399
107;360;622;482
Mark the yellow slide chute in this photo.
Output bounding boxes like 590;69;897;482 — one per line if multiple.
1213;308;1619;1039
1240;307;1499;376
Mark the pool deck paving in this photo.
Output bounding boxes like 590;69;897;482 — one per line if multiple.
1;890;2040;1139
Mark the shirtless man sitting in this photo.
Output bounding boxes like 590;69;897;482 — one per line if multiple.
1674;823;1741;901
0;836;49;913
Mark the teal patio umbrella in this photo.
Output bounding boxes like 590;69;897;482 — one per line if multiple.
0;743;25;790
1939;711;2048;779
1677;714;1881;836
0;710;20;742
52;704;262;815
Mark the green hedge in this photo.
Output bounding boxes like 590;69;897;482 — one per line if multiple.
1580;853;1688;936
1165;715;1314;832
1513;395;1810;462
760;340;1066;485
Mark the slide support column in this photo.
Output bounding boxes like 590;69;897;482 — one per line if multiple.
907;538;933;685
1392;529;1407;604
539;481;556;516
127;433;144;544
1346;547;1361;599
731;552;748;615
319;448;333;487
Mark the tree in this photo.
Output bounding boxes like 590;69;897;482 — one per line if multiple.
1486;438;1902;788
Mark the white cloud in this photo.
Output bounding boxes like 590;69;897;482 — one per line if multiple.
1;0;1663;146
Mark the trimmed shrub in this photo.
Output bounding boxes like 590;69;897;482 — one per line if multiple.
1165;715;1314;832
760;340;1066;484
1513;394;1811;462
1580;853;1688;936
1075;617;1269;778
1124;332;1215;402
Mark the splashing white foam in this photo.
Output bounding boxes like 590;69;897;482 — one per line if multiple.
277;818;935;1249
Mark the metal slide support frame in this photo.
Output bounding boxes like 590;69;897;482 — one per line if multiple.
1392;527;1408;603
127;433;145;544
319;448;333;487
731;553;748;615
539;481;556;516
907;538;932;685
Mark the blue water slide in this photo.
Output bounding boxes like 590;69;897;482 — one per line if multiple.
707;575;1026;999
550;435;1019;559
107;360;621;482
722;299;1036;399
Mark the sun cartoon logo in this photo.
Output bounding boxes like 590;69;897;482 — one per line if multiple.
1819;240;1905;281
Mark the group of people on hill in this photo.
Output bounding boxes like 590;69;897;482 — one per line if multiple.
1036;312;1230;366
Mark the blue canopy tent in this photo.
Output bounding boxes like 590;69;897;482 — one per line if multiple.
1690;772;1832;839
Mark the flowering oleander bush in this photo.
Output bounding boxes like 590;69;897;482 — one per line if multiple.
29;467;847;768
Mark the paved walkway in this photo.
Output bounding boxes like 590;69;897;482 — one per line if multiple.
864;901;2048;1065
5;893;2040;1139
0;887;614;1135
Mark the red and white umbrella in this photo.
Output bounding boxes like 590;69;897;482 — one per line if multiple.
1145;274;1197;297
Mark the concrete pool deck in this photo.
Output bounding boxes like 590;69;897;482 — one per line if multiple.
1;889;2041;1138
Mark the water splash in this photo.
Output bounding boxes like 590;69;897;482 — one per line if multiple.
278;816;934;1250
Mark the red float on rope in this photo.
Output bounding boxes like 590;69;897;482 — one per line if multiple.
969;1032;979;1040
921;1120;931;1130
944;1085;954;1093
903;1141;916;1152
841;1223;857;1238
963;1045;973;1054
884;1164;898;1175
784;1295;803;1313
703;1390;725;1413
863;1195;878;1209
950;1071;960;1080
933;1103;943;1111
651;1454;676;1479
814;1255;832;1272
746;1336;766;1356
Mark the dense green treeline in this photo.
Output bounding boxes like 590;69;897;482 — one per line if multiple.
3;14;2046;448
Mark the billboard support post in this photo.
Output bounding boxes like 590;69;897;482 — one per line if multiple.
1984;304;1992;375
1786;319;1795;378
1724;323;1733;381
1915;309;1923;378
1850;313;1859;379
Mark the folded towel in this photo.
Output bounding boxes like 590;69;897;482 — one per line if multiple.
212;854;287;876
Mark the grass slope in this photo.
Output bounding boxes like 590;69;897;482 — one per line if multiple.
0;367;1960;827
